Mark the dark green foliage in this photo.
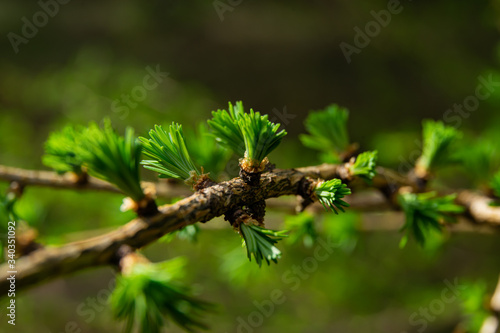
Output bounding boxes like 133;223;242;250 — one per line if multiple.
416;120;462;174
79;120;144;201
208;101;286;167
315;179;352;214
207;101;246;156
238;109;287;166
300;104;350;160
284;212;317;248
349;150;378;181
140;123;201;181
239;223;287;267
43;124;85;174
110;258;211;333
398;192;464;247
186;123;232;180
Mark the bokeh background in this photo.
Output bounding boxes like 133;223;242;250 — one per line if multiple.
1;1;500;332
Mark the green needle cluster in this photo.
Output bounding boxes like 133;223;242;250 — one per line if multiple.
349;150;378;181
186;123;232;180
239;223;287;267
208;101;287;169
398;191;464;247
43;124;85;174
300;104;350;160
239;109;287;167
140;123;201;182
110;258;211;333
315;179;352;214
416;120;462;175
79;120;144;201
207;101;246;156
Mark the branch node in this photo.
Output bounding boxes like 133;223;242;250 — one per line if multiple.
296;177;315;211
193;173;217;191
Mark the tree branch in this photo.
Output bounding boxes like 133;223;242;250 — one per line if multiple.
2;164;500;225
0;165;191;198
1;163;499;295
457;191;500;225
0;163;347;294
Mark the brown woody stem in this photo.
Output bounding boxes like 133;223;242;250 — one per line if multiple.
0;163;499;296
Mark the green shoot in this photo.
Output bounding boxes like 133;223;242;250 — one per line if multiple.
238;109;287;168
43;124;85;174
398;192;464;247
207;101;246;156
284;212;317;248
186;123;232;181
79;120;144;201
208;101;287;170
140;123;201;182
349;150;378;181
239;223;287;267
110;257;211;333
314;179;351;214
300;104;350;160
415;120;462;176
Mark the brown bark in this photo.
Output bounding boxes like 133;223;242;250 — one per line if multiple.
0;165;191;198
0;163;499;296
0;164;346;294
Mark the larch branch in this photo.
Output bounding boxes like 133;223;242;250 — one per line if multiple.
0;163;346;294
1;163;499;295
0;164;191;198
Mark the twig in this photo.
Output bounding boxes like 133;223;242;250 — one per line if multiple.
2;164;500;226
0;163;348;294
457;191;500;225
0;165;191;198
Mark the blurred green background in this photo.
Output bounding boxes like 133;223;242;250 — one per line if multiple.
1;1;500;332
